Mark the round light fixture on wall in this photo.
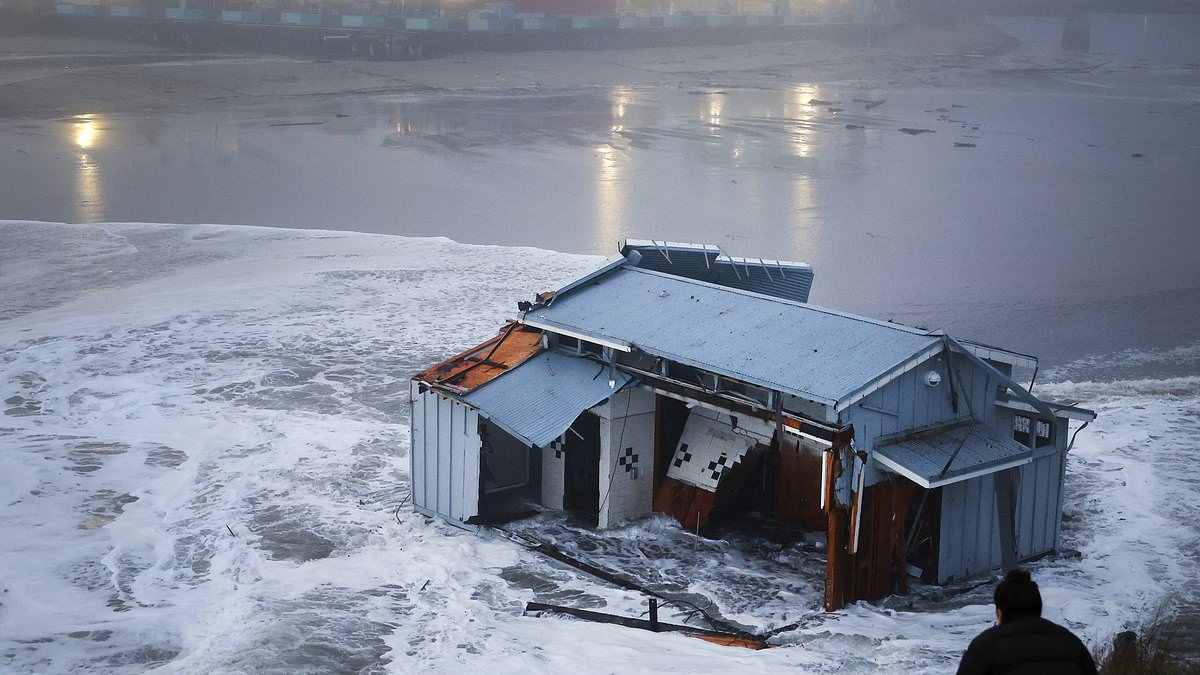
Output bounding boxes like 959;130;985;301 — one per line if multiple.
924;370;943;387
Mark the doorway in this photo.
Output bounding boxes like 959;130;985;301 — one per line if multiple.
563;411;601;523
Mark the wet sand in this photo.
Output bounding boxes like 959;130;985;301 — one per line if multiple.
0;23;1011;118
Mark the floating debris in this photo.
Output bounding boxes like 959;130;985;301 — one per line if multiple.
954;142;977;148
899;128;935;135
852;98;887;109
845;124;865;130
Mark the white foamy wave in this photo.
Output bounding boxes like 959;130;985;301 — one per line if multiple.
1041;341;1200;384
1041;375;1200;401
1;221;1196;673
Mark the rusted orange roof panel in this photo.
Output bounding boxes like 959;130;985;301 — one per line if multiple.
412;322;543;394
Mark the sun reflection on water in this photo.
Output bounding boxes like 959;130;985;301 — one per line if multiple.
784;84;821;158
593;142;625;250
72;115;105;223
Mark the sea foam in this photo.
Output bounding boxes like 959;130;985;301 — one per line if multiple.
1;221;1194;673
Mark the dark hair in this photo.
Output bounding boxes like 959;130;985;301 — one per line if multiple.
994;569;1042;623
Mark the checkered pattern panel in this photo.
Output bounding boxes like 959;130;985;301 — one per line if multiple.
706;454;730;482
672;443;693;468
664;408;755;491
617;446;639;473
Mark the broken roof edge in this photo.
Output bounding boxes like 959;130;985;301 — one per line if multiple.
411;322;545;394
621;239;813;271
622;238;721;256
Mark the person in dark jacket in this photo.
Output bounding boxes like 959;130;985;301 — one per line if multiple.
957;569;1097;675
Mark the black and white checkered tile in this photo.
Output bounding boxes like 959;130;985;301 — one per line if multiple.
617;446;639;473
672;443;693;468
706;454;730;482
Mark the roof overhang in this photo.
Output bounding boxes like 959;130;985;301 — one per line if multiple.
958;340;1039;371
995;398;1097;422
462;350;637;448
519;317;632;353
874;420;1034;489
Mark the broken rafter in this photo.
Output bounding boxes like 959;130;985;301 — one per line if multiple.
411;322;543;394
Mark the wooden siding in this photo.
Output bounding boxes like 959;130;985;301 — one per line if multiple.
653;476;717;532
850;478;916;601
776;434;827;531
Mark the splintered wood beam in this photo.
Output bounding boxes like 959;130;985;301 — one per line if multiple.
523;603;772;650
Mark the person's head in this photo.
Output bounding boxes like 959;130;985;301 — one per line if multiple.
994;569;1042;624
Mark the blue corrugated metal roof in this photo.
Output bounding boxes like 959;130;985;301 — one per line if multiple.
522;266;940;406
463;350;635;448
622;240;814;304
874;422;1033;488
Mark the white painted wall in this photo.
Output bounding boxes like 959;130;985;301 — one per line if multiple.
597;386;656;528
541;438;566;510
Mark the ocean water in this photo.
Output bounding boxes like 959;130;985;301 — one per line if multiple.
3;18;1199;370
1;221;1196;673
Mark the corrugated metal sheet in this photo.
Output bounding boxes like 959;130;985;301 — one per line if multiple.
523;266;939;406
410;383;480;524
623;241;814;304
874;422;1033;488
463;351;635;448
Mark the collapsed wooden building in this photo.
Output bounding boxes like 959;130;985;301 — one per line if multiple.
409;241;1095;610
